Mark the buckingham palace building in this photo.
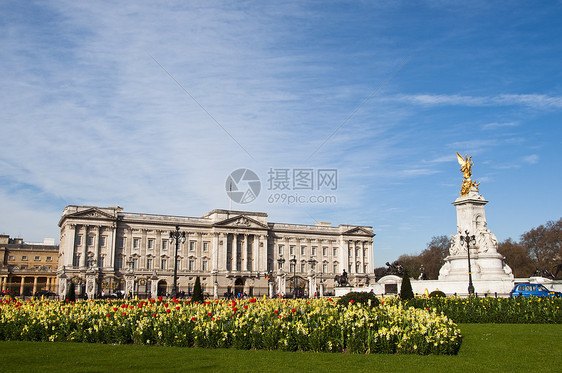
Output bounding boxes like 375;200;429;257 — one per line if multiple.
57;205;375;299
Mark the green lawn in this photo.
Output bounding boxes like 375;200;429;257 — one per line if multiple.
1;324;560;372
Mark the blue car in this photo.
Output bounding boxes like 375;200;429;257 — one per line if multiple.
509;283;561;298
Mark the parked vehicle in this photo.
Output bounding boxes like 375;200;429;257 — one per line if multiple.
34;290;57;298
509;283;561;298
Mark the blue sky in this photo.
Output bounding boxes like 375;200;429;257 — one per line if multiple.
1;1;561;267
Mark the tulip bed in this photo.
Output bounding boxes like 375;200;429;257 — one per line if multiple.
0;297;462;355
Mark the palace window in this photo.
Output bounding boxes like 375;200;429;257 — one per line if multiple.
8;255;14;261
161;259;167;270
203;242;208;251
46;256;52;261
300;246;305;255
323;263;327;273
189;241;196;251
188;260;195;271
333;247;337;256
117;237;124;248
115;257;122;269
290;246;294;255
132;258;138;269
146;258;153;270
148;239;154;249
300;263;306;272
76;235;82;246
73;256;80;267
100;236;107;247
311;246;316;256
34;256;41;261
22;256;27;261
98;257;104;267
87;235;94;246
162;239;168;250
133;238;140;249
278;245;283;255
333;264;338;273
202;260;208;271
323;247;327;256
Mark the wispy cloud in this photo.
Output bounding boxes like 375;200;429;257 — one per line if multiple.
385;94;562;109
522;154;539;164
482;122;519;130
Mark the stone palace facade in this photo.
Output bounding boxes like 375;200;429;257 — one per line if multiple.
57;206;375;299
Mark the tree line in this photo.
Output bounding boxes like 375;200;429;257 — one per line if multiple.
376;218;561;280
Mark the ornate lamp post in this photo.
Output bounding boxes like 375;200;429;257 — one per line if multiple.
290;255;297;298
460;230;476;295
169;225;186;298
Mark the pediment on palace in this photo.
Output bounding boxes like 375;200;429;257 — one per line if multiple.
342;227;374;237
66;208;116;221
213;215;269;230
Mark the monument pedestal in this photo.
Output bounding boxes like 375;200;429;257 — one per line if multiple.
439;188;513;283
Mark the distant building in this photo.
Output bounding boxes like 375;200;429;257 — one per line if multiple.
57;206;375;299
0;235;59;296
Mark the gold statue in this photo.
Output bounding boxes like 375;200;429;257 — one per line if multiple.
457;152;479;196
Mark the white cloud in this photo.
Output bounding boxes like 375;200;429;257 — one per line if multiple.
522;154;539;164
482;122;519;130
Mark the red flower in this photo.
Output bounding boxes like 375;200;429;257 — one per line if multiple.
233;307;238;312
158;296;162;302
122;312;127;316
274;310;278;314
291;308;296;313
243;305;248;309
106;314;111;317
113;307;118;311
175;306;180;310
164;303;168;308
349;299;354;303
208;312;212;317
166;309;171;313
152;313;157;317
191;317;197;321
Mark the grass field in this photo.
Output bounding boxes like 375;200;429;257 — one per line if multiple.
1;324;560;372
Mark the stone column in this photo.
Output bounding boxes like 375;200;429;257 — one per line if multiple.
20;276;25;296
241;234;247;272
232;234;238;272
80;226;89;268
32;277;38;295
64;224;76;267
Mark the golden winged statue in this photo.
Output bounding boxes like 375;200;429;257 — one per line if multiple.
457;152;479;196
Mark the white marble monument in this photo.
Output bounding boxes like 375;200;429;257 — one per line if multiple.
438;154;513;288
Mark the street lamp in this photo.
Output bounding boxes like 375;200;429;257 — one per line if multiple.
290;255;297;298
460;230;476;295
169;225;186;298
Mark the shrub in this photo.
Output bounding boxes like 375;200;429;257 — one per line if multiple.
337;291;379;307
400;271;414;300
191;276;204;303
66;281;76;302
429;290;446;298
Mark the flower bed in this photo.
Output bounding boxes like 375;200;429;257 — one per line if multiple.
400;296;562;323
0;297;461;355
